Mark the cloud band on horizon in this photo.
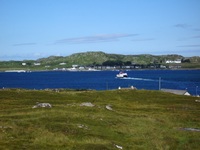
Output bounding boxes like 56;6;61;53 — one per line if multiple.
55;33;138;44
177;44;200;47
131;38;155;42
174;23;190;29
12;43;36;46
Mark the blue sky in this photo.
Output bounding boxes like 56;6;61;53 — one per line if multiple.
0;0;200;60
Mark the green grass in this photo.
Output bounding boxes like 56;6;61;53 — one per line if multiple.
0;89;199;149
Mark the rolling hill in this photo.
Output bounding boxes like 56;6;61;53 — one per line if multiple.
0;51;200;71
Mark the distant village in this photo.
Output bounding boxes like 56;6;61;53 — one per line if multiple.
20;59;183;71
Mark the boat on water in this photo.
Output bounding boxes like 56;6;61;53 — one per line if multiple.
116;71;128;78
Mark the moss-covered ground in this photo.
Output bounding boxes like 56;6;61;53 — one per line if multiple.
0;89;199;149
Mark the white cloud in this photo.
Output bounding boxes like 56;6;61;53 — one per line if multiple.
12;43;36;46
55;34;138;44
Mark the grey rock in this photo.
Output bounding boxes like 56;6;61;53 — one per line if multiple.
106;105;113;111
80;102;95;107
32;102;52;108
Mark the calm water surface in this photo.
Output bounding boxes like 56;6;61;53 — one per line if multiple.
0;70;200;95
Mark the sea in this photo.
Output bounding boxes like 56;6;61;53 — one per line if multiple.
0;70;200;96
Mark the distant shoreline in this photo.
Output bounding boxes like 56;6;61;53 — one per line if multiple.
1;68;200;73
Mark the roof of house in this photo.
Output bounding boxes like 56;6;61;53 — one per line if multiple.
161;88;190;96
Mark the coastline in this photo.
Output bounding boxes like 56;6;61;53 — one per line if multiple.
1;67;200;73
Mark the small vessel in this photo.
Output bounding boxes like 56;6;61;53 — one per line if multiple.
116;71;128;78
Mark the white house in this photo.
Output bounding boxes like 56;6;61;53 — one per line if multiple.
59;62;66;65
34;63;41;66
161;88;190;96
166;59;181;64
72;65;78;68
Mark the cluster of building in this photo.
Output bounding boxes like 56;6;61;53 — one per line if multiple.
22;62;41;66
21;59;183;70
165;60;181;64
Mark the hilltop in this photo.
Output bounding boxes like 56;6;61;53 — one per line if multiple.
37;51;200;65
0;51;200;71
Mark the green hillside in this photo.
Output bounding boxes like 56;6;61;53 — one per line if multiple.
0;89;199;149
38;51;185;66
0;51;200;71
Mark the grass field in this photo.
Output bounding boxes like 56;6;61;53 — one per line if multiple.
0;89;199;149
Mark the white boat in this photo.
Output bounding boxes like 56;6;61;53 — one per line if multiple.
116;72;128;78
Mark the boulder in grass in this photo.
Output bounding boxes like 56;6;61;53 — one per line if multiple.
106;105;113;111
80;102;95;107
32;102;52;108
114;144;123;149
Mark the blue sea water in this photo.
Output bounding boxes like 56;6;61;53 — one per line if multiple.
0;70;200;96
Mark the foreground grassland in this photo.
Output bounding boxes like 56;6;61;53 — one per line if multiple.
0;89;199;150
